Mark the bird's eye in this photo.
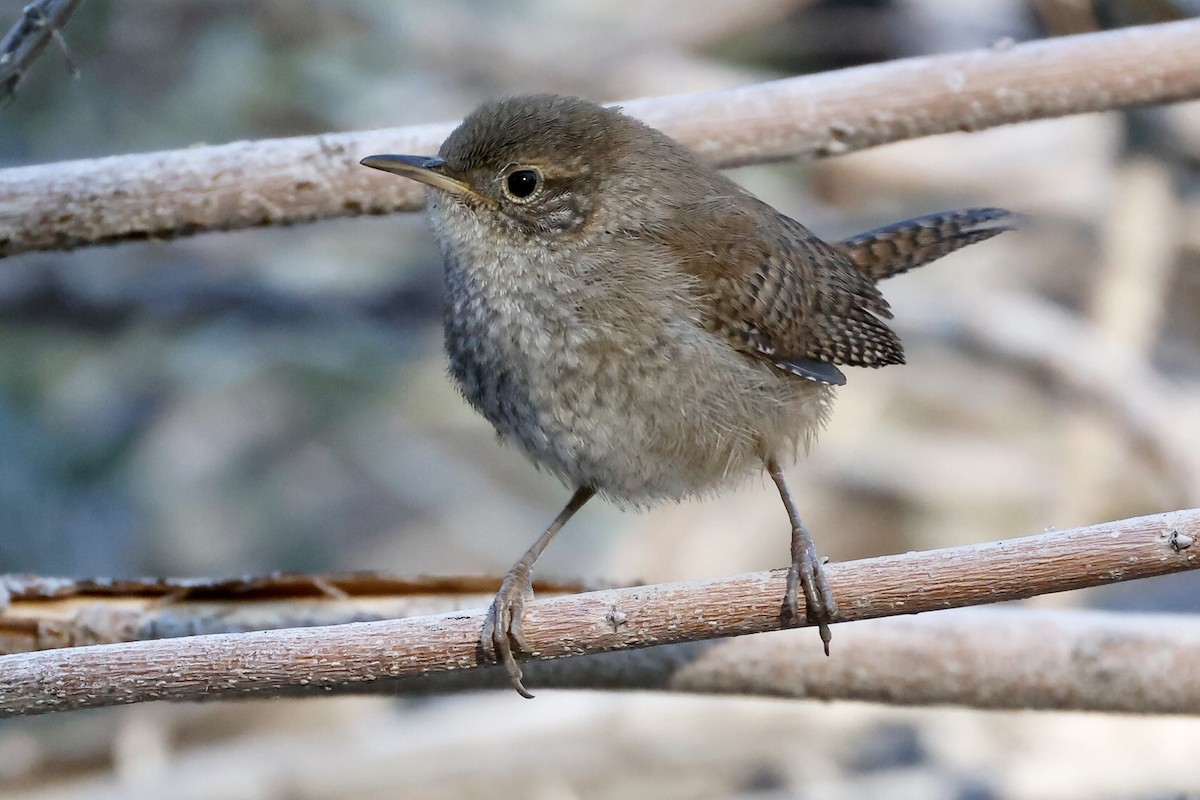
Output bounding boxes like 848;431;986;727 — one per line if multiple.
504;169;540;200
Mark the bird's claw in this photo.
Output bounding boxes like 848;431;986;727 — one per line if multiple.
482;567;536;698
785;539;836;655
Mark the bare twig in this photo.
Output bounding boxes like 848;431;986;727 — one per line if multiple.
0;508;1195;716
0;573;589;655
0;0;83;105
1;20;1200;257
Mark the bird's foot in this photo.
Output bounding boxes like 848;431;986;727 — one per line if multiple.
481;565;536;698
784;537;836;656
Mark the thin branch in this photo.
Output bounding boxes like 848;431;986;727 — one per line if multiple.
0;573;589;655
0;508;1196;716
0;0;83;104
2;20;1200;257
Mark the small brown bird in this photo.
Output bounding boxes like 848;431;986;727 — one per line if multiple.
362;94;1013;697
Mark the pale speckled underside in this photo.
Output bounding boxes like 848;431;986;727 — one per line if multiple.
432;193;834;506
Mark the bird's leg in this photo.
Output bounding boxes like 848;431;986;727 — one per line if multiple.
766;456;836;654
482;486;595;698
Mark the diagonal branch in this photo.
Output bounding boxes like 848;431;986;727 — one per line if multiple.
0;508;1196;716
1;20;1200;257
0;0;83;105
434;608;1200;714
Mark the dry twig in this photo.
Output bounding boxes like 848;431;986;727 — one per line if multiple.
0;573;588;655
0;0;82;104
0;508;1195;716
1;20;1200;256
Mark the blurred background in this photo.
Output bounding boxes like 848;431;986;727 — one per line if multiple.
2;0;1200;797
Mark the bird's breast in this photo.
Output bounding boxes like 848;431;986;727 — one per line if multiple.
434;219;831;504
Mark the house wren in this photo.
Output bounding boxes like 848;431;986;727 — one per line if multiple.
361;94;1013;697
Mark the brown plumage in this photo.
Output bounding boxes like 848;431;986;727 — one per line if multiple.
361;94;1016;697
658;196;903;387
839;207;1014;282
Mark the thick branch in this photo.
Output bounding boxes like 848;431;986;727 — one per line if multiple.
2;21;1200;256
442;608;1200;715
0;508;1196;716
8;576;1197;714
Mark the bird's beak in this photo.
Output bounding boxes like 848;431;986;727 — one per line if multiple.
359;154;475;197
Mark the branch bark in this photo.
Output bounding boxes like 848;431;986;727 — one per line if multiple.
0;508;1196;716
2;20;1200;257
0;573;590;655
461;608;1200;715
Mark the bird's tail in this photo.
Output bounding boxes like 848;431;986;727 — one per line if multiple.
839;207;1018;283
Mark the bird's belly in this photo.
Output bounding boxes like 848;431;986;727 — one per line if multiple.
445;304;833;505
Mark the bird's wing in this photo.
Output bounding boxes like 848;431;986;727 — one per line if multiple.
655;195;904;387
